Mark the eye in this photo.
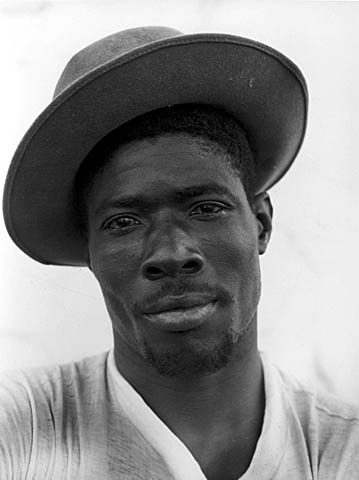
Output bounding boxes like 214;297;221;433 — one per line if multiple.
190;202;227;217
104;215;141;231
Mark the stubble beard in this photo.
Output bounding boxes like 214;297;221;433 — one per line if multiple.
142;328;239;378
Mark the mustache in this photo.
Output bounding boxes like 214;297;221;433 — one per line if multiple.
137;279;234;313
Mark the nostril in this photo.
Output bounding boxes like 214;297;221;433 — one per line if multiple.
182;259;203;274
146;265;164;279
142;255;204;280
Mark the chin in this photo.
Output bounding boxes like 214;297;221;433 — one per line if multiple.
142;330;236;378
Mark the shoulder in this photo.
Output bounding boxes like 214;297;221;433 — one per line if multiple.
277;366;359;434
264;356;359;478
0;350;109;411
0;351;110;476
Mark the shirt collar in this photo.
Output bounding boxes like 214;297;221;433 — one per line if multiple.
106;349;287;479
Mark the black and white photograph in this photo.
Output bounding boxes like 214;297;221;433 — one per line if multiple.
0;1;358;478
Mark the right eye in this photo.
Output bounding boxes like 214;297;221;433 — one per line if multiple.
104;215;141;231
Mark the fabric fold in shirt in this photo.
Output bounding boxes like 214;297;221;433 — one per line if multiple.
0;350;358;479
106;350;206;479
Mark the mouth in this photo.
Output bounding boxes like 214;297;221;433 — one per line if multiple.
144;297;217;332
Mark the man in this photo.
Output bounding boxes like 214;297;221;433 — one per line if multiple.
1;26;358;479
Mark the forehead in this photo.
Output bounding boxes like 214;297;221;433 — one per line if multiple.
88;133;245;204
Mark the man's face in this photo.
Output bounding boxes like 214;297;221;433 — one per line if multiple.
86;133;265;377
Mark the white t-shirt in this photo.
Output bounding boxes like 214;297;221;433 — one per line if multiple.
0;350;358;479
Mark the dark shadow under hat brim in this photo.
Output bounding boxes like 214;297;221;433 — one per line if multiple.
3;33;308;266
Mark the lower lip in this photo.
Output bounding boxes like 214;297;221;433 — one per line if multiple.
145;301;216;332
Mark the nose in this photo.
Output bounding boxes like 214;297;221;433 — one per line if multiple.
141;227;205;281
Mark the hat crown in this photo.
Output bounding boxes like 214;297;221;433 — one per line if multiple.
54;26;182;98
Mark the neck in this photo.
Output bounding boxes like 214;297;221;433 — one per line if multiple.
113;321;265;479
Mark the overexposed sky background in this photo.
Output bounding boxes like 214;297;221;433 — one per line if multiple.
0;0;358;402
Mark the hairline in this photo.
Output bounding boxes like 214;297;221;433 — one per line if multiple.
74;109;256;235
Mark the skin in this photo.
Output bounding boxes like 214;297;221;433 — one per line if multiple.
86;133;273;480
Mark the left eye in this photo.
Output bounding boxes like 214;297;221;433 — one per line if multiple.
190;203;226;216
105;216;140;230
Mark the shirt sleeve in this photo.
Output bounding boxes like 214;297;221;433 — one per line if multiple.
0;371;33;479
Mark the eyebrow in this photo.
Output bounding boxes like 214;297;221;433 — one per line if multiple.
94;183;238;216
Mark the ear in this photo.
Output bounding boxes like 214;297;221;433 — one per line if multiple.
252;192;273;255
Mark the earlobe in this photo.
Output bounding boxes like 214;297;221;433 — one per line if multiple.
252;192;273;255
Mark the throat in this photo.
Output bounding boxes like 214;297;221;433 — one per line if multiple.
147;352;265;480
173;366;265;480
113;324;265;478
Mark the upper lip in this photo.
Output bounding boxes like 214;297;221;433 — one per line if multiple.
144;294;216;315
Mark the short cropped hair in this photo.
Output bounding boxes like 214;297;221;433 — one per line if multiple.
74;104;256;233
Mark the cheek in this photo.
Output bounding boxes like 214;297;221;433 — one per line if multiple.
203;223;259;281
89;240;144;339
89;238;142;296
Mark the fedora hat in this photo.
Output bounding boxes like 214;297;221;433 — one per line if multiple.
3;26;308;266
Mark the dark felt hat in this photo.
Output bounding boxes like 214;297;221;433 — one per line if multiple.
3;26;308;266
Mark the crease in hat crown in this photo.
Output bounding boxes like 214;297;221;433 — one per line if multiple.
3;25;308;266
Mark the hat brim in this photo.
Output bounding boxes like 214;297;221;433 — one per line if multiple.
3;33;308;266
